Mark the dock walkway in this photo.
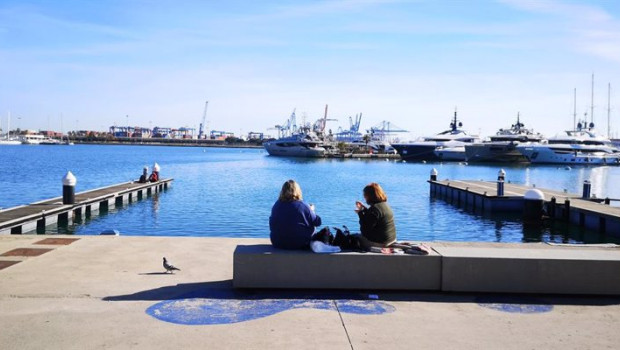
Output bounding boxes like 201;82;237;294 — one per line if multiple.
2;236;620;349
430;179;620;236
0;179;173;234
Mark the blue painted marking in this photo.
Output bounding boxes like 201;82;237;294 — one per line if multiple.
476;296;553;314
146;289;395;325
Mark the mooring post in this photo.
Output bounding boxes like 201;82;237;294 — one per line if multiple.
498;168;506;182
496;169;505;196
524;189;545;223
62;171;77;205
582;180;591;199
430;168;438;181
604;197;611;205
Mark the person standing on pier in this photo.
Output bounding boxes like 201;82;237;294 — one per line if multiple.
270;180;322;250
355;182;396;249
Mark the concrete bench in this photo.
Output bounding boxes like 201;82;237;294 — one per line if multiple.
233;244;442;291
233;244;620;295
435;246;620;295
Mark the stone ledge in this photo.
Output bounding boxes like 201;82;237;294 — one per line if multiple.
436;246;620;295
234;244;620;295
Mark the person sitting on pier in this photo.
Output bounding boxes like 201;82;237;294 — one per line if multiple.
355;182;396;249
270;180;322;250
149;163;160;182
148;169;159;182
138;166;149;183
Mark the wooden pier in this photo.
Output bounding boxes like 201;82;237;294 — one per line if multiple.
0;179;173;235
429;179;620;237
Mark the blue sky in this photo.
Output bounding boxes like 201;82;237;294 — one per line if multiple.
1;0;619;138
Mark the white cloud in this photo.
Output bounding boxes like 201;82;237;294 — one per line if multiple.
499;0;620;63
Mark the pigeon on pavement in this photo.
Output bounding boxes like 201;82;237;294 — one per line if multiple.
163;257;180;273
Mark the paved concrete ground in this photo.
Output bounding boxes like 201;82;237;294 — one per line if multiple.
1;235;620;350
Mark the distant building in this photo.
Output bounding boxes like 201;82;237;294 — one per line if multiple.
40;130;63;138
210;130;234;140
247;132;264;140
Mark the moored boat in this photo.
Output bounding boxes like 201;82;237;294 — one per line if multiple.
392;110;479;161
263;132;327;157
0;112;21;145
264;105;336;158
465;114;544;163
516;121;620;165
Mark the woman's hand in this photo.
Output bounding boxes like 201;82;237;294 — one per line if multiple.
355;201;366;212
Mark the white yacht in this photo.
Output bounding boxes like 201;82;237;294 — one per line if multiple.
20;134;62;145
465;114;544;163
20;134;45;144
0;137;21;145
264;106;341;158
0;113;21;145
516;121;620;165
263;132;327;157
392;111;479;161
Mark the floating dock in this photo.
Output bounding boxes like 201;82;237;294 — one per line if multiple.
330;153;401;159
429;178;620;237
0;179;173;234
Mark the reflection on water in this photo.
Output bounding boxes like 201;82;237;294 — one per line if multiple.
432;199;620;244
1;145;619;243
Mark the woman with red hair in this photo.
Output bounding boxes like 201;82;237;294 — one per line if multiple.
355;182;396;248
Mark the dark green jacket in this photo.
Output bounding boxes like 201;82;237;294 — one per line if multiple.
358;201;396;244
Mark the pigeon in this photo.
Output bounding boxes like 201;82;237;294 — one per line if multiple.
163;257;180;273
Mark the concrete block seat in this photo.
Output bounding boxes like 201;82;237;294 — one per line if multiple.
435;246;620;295
233;244;441;290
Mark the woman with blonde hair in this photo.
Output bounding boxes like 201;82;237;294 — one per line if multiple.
355;182;396;248
270;180;322;249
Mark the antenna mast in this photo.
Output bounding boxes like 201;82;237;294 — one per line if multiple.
573;88;577;131
608;83;612;137
590;73;594;124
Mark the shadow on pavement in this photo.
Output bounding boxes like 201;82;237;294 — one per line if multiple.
102;279;620;306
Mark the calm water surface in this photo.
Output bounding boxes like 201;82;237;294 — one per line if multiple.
1;144;619;243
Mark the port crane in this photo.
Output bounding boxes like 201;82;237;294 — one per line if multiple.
367;121;408;142
268;109;298;138
198;101;209;139
313;104;338;134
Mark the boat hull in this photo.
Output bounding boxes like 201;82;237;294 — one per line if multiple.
434;147;467;161
517;146;620;165
465;142;529;163
263;142;326;158
0;140;21;145
392;144;439;161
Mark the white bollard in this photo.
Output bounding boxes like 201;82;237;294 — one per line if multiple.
62;171;77;204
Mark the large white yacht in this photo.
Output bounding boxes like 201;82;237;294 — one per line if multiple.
20;134;61;145
392;111;479;161
465;114;544;163
264;106;336;158
263;131;327;157
20;134;45;144
516;121;620;165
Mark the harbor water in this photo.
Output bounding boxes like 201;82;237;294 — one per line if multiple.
1;144;619;243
